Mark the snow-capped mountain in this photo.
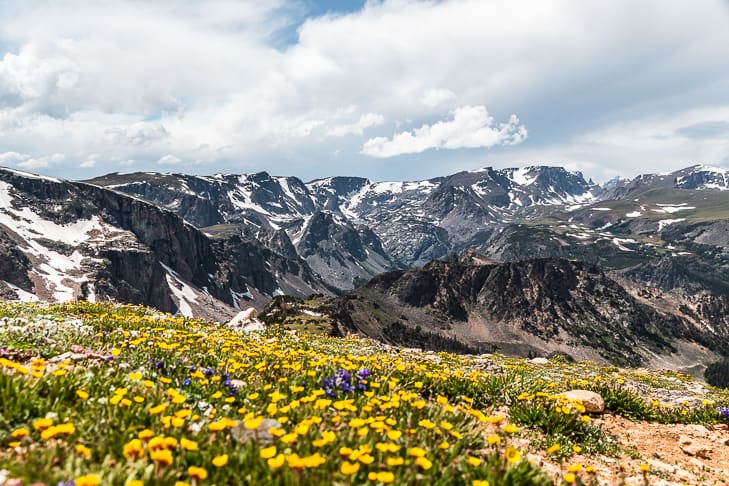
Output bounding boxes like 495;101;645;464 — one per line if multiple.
674;165;729;191
0;168;330;318
603;165;729;198
87;165;599;278
4;163;729;326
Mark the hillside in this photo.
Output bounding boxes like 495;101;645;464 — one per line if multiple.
0;168;330;317
261;256;727;376
85;165;729;297
1;302;729;485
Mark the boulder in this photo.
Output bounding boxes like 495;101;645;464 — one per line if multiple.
227;308;257;326
679;435;712;459
563;389;605;413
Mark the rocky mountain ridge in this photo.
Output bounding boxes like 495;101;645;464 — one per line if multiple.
264;255;726;372
0;168;330;317
87;164;729;297
2;163;729;372
87;165;600;288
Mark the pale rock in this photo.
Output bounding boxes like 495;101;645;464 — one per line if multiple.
563;389;605;413
688;457;708;469
526;453;543;466
227;308;257;326
647;458;692;481
684;424;710;438
624;477;681;486
529;357;549;365
231;418;282;445
679;435;711;459
226;308;265;332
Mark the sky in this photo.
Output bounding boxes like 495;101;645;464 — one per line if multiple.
0;0;728;183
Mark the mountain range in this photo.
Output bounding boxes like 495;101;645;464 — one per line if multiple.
2;163;729;373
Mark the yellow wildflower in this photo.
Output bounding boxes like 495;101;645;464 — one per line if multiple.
340;461;360;475
180;438;198;451
75;474;101;486
505;446;521;463
123;439;145;460
11;428;29;439
75;444;92;459
188;466;207;481
150;449;173;466
212;454;229;467
267;454;285;469
260;446;277;459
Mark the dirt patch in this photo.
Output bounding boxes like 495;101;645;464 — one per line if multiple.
527;415;729;485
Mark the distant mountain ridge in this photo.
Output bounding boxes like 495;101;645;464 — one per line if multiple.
86;164;729;295
2;163;729;372
0;168;330;317
86;165;600;287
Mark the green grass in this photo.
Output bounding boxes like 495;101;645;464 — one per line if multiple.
1;301;728;486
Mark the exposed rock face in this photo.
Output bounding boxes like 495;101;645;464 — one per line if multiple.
296;212;396;290
327;257;726;366
0;168;330;319
86;166;599;286
210;232;329;307
85;164;729;300
616;256;729;296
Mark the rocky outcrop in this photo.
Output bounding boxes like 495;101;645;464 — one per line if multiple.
0;168;331;319
296;211;396;290
329;257;726;366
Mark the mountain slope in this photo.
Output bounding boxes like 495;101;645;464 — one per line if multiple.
85;165;599;283
86;171;396;290
269;256;726;370
0;168;330;318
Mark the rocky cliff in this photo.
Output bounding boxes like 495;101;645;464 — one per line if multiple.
0;168;330;319
267;256;727;370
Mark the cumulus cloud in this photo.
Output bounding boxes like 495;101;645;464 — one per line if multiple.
0;151;29;165
0;151;65;169
158;154;182;165
80;154;99;168
361;106;527;158
326;113;385;137
483;105;729;182
13;153;65;169
105;122;168;146
0;0;727;180
0;42;79;115
421;88;455;108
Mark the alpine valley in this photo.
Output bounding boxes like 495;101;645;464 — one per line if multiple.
2;164;729;374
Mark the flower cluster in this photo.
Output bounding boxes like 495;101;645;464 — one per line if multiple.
1;300;728;486
321;367;369;397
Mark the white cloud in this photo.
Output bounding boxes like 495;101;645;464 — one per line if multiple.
362;106;527;158
1;151;64;169
482;105;729;182
158;154;182;165
0;0;727;180
105;122;168;146
326;112;385;136
15;153;64;169
421;88;455;108
80;153;99;168
0;151;29;165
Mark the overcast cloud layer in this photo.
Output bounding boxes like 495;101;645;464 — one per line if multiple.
0;0;728;182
